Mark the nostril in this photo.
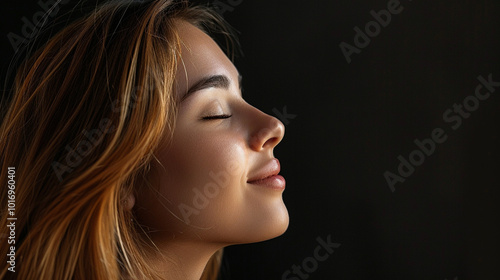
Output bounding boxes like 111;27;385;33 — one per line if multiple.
262;136;281;149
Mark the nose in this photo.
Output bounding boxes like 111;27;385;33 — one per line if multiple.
249;109;285;152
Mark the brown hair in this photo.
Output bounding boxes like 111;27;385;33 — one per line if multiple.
0;0;236;279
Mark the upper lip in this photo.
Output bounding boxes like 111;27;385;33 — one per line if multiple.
247;158;281;183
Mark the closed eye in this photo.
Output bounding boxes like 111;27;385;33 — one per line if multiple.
201;114;232;120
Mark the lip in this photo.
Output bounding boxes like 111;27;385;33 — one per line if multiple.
247;158;286;190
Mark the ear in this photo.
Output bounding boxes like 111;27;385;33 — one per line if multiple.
123;192;136;211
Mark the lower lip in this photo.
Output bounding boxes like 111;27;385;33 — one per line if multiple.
248;175;286;190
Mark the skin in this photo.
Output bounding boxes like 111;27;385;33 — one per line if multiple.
131;21;288;279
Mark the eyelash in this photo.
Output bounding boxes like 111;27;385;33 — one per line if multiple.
201;114;232;120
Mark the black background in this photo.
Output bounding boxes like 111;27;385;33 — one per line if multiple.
2;0;500;279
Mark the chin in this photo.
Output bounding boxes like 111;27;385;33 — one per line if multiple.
233;202;290;245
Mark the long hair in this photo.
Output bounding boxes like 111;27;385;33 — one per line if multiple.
0;0;236;279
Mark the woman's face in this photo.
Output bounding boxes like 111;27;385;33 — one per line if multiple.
135;21;288;245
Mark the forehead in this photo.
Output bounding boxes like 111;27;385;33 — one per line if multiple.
174;21;238;97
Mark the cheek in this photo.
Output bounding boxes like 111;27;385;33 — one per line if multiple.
151;130;248;228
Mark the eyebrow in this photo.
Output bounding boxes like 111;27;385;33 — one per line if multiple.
180;74;242;102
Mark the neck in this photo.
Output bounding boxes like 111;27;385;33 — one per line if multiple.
145;238;222;280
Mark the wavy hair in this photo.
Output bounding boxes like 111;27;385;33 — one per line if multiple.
0;0;236;279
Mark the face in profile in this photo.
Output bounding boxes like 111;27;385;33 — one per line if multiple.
134;21;288;247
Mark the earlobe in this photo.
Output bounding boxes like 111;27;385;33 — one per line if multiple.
123;193;136;211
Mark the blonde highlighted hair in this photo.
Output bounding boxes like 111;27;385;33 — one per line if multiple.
0;0;236;279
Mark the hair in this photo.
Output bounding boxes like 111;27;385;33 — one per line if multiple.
0;0;237;279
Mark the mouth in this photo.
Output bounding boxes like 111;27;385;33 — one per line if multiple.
247;158;286;190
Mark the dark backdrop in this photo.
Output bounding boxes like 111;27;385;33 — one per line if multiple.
2;0;499;279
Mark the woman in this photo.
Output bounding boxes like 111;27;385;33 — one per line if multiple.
0;0;288;279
